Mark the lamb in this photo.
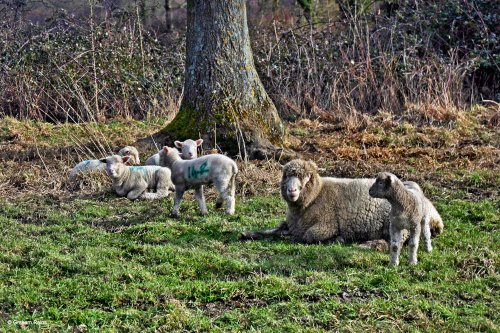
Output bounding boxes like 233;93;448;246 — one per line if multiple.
159;145;238;216
69;146;140;182
145;139;203;165
241;159;393;244
99;154;173;200
403;181;444;237
369;172;433;266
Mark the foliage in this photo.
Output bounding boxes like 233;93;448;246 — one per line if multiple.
0;6;183;122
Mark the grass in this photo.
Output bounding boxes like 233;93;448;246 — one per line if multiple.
0;113;498;331
0;194;498;332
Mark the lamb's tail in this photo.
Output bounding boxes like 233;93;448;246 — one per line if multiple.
429;213;444;237
230;162;238;197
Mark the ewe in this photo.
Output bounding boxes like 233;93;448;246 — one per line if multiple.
241;159;392;244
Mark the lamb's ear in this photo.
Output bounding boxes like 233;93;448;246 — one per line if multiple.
195;139;203;146
174;141;183;149
99;158;107;164
122;156;131;164
162;146;169;154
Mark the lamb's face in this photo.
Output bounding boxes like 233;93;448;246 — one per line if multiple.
174;139;203;160
118;146;140;165
369;172;393;198
281;160;315;203
100;155;128;179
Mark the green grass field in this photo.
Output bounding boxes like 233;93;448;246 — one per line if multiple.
0;193;498;332
0;112;498;332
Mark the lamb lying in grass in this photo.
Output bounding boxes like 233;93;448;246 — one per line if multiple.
145;139;203;165
159;145;238;216
100;155;173;200
241;159;393;244
69;146;140;182
369;172;433;266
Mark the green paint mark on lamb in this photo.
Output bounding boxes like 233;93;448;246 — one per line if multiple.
187;162;209;180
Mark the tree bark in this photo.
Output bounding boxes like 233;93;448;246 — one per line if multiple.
162;0;285;158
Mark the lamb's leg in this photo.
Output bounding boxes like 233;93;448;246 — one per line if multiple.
215;196;224;209
408;222;421;265
390;222;403;266
240;221;289;240
421;215;433;252
141;191;169;200
215;177;235;215
171;186;185;217
126;186;147;200
194;185;208;215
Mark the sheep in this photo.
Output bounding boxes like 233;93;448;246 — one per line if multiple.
369;172;433;266
403;181;444;237
241;159;394;244
145;139;203;165
69;146;140;182
99;154;173;200
159;145;238;216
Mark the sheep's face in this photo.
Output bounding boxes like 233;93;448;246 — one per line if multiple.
369;172;394;198
281;160;316;203
174;139;203;160
118;146;140;165
100;155;129;179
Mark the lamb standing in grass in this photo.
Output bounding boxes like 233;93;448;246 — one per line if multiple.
100;155;173;200
145;139;203;165
69;146;140;182
369;172;433;266
241;159;393;244
404;181;444;237
159;145;238;216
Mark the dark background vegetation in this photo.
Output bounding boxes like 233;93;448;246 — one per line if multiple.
0;0;498;124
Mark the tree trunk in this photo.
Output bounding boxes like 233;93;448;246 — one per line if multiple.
162;0;285;158
165;0;174;33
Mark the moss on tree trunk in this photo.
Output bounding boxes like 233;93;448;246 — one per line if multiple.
162;0;285;158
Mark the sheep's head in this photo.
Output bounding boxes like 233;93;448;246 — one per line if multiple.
174;139;203;160
99;155;131;179
280;159;318;203
369;172;397;198
118;146;140;165
160;146;182;168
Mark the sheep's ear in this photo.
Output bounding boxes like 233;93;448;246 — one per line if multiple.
122;156;131;164
99;158;107;164
195;139;203;146
162;146;169;153
174;141;183;148
303;175;311;185
307;160;318;172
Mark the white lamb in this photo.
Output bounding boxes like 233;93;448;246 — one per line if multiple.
369;172;433;266
100;154;173;200
69;146;140;182
159;145;238;216
145;139;203;165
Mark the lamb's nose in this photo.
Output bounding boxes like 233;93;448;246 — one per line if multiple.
288;188;297;193
189;153;193;157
